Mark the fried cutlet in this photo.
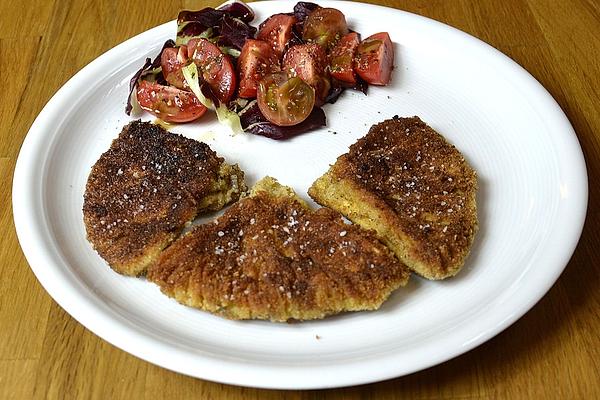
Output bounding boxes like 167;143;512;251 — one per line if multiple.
309;116;478;280
147;177;409;322
83;120;246;276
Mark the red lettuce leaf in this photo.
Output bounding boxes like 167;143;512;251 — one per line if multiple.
217;1;255;23
177;8;225;33
177;6;256;50
218;15;257;51
288;2;320;47
293;2;320;23
239;100;326;140
125;39;175;115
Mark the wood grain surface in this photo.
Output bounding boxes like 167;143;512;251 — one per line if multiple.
1;0;599;398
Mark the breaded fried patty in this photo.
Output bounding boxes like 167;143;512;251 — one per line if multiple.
83;120;246;276
309;116;478;280
147;177;409;322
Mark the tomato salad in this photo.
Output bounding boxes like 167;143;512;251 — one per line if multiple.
126;1;394;139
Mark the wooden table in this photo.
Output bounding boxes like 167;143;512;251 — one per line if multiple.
1;0;598;398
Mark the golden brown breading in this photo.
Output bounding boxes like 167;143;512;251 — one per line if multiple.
83;120;246;276
147;177;409;322
309;116;478;279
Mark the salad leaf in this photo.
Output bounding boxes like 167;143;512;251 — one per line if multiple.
293;2;320;24
182;63;213;108
288;2;320;47
182;63;242;133
353;75;369;95
324;75;369;105
175;28;213;46
215;104;243;134
324;85;345;104
177;5;256;52
177;8;225;36
217;1;255;23
218;15;257;51
125;58;150;115
126;39;175;115
238;100;326;140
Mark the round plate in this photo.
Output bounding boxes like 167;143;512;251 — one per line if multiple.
13;0;587;389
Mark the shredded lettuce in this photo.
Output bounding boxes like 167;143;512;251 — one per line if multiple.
220;46;241;57
182;63;242;134
182;63;212;108
215;104;243;134
175;27;213;46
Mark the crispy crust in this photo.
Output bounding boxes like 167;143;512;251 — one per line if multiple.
83;121;246;276
309;116;478;279
147;177;409;322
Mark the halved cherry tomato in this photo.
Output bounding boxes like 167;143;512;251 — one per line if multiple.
329;32;359;84
238;39;281;99
257;72;315;126
136;80;207;123
187;38;237;103
161;46;189;89
257;14;297;58
354;32;394;85
283;43;330;105
302;8;348;50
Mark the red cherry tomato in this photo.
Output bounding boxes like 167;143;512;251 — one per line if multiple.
187;38;237;103
302;8;348;50
283;43;331;105
257;72;315;126
354;32;394;85
257;14;297;58
329;32;360;84
136;80;207;123
160;46;189;89
238;39;281;99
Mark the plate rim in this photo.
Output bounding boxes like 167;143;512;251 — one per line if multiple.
12;0;588;389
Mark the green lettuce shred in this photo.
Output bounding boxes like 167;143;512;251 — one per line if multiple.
182;63;242;134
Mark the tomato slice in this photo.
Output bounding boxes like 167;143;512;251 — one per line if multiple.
257;72;315;126
161;46;189;89
354;32;394;85
238;39;281;99
136;80;207;123
283;43;330;105
302;8;348;50
257;14;297;58
329;32;359;84
187;38;237;103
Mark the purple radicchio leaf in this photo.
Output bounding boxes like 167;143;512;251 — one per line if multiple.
289;2;320;47
238;100;326;140
177;5;257;49
218;15;257;51
324;85;345;104
353;75;369;95
217;1;255;23
200;79;222;108
125;39;175;115
323;74;369;105
293;2;320;24
177;8;226;41
288;22;305;48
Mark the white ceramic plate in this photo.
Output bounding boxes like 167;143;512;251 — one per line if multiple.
13;0;587;390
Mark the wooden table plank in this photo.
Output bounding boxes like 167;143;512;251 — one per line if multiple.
32;305;150;400
1;0;599;399
0;158;52;361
